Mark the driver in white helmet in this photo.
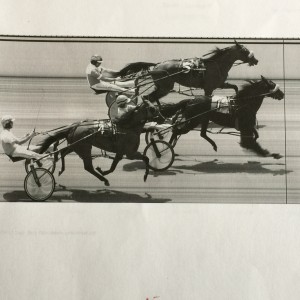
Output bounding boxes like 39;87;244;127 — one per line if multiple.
86;55;136;94
115;95;137;118
0;115;45;160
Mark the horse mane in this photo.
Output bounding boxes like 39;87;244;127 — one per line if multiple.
236;80;261;98
118;62;156;77
201;46;232;61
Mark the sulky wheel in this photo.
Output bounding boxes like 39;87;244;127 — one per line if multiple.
108;100;118;121
24;168;55;201
24;156;56;174
105;91;118;107
143;140;175;171
145;127;173;145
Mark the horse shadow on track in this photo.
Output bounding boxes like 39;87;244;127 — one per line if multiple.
172;158;291;176
3;188;171;203
122;161;184;177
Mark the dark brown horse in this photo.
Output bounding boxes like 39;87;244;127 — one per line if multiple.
122;41;258;104
157;76;284;158
36;101;161;186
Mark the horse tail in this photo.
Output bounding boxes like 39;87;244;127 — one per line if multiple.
118;62;156;77
36;122;80;154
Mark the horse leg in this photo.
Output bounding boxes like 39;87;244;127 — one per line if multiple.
240;131;282;159
200;120;217;151
52;141;59;161
76;147;110;186
96;152;123;176
127;151;150;182
57;147;74;176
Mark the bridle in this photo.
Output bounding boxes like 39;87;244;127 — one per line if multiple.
233;50;255;67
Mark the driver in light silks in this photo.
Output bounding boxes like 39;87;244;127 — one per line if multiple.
86;55;136;94
0;115;49;161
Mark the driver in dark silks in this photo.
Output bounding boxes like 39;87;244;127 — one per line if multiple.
114;95;171;132
86;55;136;94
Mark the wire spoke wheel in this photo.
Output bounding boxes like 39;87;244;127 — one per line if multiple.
25;156;56;174
145;128;173;144
143;140;175;171
105;91;118;107
24;168;55;201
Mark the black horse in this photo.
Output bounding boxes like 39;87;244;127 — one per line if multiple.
36;101;161;186
120;41;258;104
156;76;284;158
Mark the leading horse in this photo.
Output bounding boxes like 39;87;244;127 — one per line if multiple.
120;41;258;104
157;76;284;158
35;101;161;186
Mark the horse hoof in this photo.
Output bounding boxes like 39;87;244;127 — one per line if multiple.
272;153;283;159
144;173;148;182
104;180;110;186
214;146;217;152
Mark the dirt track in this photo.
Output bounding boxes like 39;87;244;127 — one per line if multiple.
0;77;298;203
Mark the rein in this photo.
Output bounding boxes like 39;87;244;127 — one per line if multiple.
152;105;220;137
27;98;42;150
152;88;279;137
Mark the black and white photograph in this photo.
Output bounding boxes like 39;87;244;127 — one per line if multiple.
1;37;298;203
1;1;300;300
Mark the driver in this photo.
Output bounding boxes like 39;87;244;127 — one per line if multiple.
115;95;172;132
86;55;136;94
116;95;137;118
0;115;46;160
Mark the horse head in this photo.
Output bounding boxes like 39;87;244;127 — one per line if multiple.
260;75;284;100
234;40;258;66
237;76;284;102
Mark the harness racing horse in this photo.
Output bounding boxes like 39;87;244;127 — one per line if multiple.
36;101;160;186
123;41;258;104
158;76;284;158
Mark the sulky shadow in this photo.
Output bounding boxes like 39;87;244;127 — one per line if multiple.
173;159;292;176
3;188;171;203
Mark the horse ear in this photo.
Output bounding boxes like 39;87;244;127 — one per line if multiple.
234;39;240;47
261;75;268;83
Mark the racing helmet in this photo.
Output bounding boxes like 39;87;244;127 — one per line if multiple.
90;54;102;63
116;95;131;106
1;115;15;127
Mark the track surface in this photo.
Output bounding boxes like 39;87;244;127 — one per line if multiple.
0;77;299;203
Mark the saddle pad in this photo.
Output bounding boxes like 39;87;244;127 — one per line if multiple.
182;58;206;71
211;95;230;114
82;120;116;136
